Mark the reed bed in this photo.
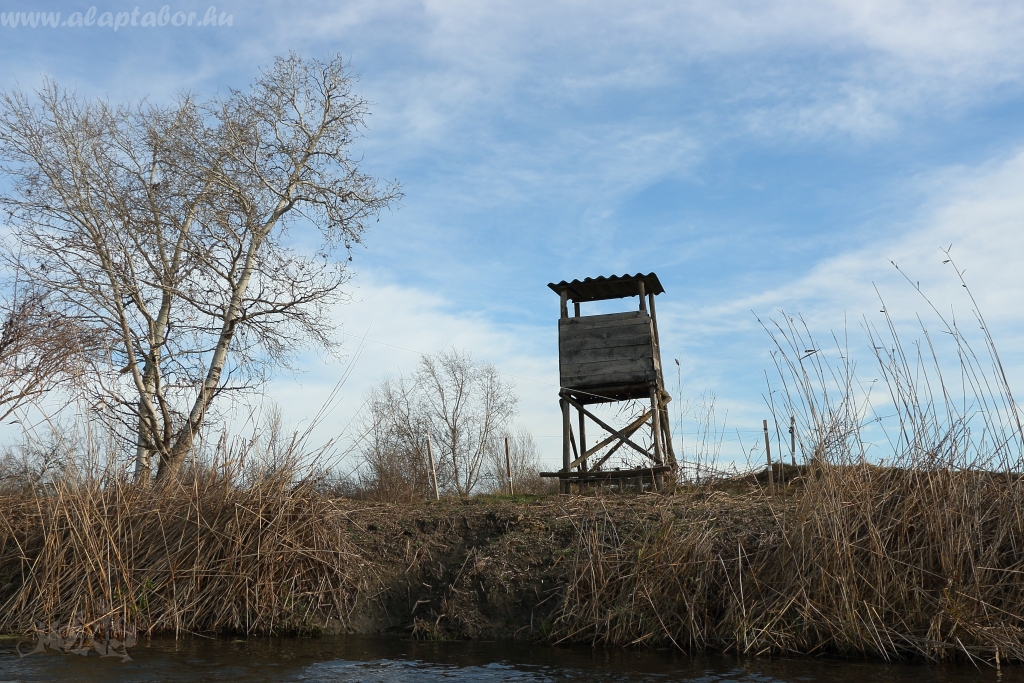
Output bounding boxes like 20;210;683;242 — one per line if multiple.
548;296;1024;664
548;467;1024;662
5;282;1024;664
547;490;782;651
0;453;373;637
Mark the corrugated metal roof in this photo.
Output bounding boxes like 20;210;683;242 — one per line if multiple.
547;273;665;302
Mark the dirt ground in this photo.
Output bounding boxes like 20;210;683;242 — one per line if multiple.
338;488;784;641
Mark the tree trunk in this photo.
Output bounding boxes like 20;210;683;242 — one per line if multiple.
153;208;282;482
133;408;153;484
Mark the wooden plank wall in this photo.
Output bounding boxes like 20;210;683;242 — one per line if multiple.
559;311;658;389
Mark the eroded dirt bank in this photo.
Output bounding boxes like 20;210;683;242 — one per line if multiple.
340;491;780;642
6;466;1024;663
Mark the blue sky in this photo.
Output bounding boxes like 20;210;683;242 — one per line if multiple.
3;1;1024;471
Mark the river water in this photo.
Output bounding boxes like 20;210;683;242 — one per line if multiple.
0;634;1017;682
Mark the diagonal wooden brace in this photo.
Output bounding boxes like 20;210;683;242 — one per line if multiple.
589;430;634;473
584;409;651;459
567;409;651;470
562;393;654;463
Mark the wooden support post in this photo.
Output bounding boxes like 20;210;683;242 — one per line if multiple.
505;435;514;496
659;402;676;467
648;292;660;348
573;300;580;317
650;387;663;465
578;405;588;473
560;397;571;494
559;290;568;319
790;416;796;467
661;413;674;462
650;387;665;492
763;419;774;496
426;432;440;501
659;413;673;489
638;280;647;311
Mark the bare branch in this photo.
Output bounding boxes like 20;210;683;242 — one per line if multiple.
0;54;400;482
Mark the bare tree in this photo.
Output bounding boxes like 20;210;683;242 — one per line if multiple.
417;349;517;497
357;349;518;499
356;373;439;502
0;285;93;423
484;425;549;495
0;54;399;482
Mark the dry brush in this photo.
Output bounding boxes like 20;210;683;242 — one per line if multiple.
0;455;373;637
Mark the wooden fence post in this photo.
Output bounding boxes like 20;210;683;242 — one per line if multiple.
426;432;439;501
790;416;796;467
763;419;774;496
505;435;514;496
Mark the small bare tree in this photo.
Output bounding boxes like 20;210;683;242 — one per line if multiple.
357;349;518;499
0;54;399;482
484;425;548;495
356;373;439;502
418;349;517;497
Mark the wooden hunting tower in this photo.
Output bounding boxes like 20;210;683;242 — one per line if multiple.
541;273;676;493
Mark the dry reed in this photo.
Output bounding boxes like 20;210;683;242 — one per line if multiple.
5;276;1024;664
547;466;1024;662
0;446;373;637
547;289;1024;664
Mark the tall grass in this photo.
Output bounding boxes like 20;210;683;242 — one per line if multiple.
4;273;1024;663
548;279;1024;663
0;425;372;637
759;292;1024;661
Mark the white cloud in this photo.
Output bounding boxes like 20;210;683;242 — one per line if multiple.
326;0;1024;138
268;144;1024;472
264;270;565;469
754;147;1024;327
652;145;1024;439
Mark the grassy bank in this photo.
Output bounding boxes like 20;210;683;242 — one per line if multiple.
3;465;1024;665
4;296;1024;664
0;463;373;637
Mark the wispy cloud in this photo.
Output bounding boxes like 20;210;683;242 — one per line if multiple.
653;146;1024;438
4;0;1024;468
